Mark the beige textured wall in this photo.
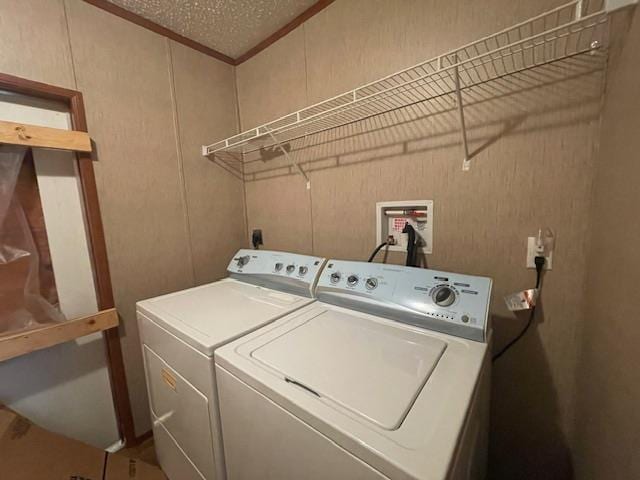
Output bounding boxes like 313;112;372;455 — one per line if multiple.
235;1;610;478
573;7;640;480
0;0;245;435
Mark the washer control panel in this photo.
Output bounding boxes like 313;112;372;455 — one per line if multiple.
227;249;326;297
317;260;492;342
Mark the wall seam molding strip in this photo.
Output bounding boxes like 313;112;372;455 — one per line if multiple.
62;0;80;90
232;63;250;247
166;39;197;284
302;21;315;255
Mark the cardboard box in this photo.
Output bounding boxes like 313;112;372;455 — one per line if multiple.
105;454;166;480
0;406;165;480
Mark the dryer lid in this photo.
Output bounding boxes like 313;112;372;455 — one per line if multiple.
251;308;447;430
138;279;311;356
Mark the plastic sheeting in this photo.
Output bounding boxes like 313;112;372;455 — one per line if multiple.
0;146;64;334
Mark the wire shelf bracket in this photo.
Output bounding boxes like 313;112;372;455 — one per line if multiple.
202;0;637;177
265;128;311;189
453;62;471;171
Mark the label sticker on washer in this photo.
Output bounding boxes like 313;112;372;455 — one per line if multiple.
161;368;177;391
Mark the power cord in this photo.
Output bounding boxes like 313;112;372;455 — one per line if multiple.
492;255;545;362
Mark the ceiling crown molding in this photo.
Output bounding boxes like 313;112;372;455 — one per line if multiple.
82;0;335;66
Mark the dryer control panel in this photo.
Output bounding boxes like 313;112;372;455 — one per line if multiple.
317;260;492;342
228;249;326;298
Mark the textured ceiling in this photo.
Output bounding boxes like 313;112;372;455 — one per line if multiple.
107;0;318;58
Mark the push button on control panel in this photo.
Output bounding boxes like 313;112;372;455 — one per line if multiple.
347;274;359;287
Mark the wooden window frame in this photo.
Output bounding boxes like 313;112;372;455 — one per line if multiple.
0;72;136;445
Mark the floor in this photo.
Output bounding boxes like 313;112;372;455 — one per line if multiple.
120;436;159;467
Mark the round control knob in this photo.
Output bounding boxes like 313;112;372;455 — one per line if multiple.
286;264;295;274
432;285;456;307
298;266;308;276
347;274;359;287
274;262;283;272
365;277;378;290
236;255;250;267
330;272;341;284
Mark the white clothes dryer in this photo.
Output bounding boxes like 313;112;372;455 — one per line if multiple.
136;249;326;480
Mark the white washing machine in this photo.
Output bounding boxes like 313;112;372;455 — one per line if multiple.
215;259;492;480
136;249;326;480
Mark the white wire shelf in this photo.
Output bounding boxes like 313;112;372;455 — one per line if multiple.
203;0;632;172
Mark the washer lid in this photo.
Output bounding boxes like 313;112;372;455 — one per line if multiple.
137;279;311;356
252;308;446;430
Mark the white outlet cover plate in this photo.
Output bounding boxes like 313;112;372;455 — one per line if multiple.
526;237;553;270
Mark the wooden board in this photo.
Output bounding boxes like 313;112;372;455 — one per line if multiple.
0;119;92;152
0;309;119;362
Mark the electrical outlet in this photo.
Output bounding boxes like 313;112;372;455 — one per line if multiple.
526;236;553;270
